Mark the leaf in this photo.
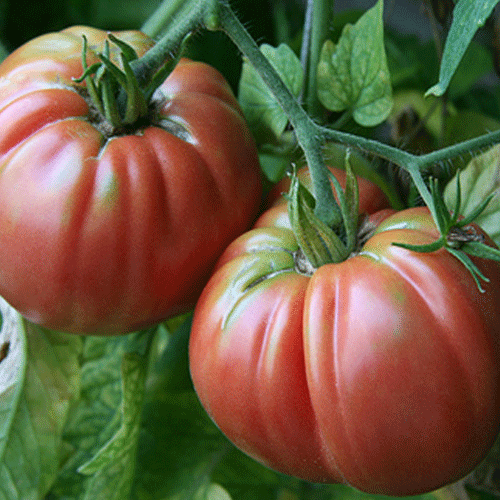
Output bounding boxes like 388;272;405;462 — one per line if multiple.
443;144;500;246
238;43;304;141
0;299;81;500
426;0;498;97
77;351;148;500
317;0;392;127
132;391;232;500
48;333;148;500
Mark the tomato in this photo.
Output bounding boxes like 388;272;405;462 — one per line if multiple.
0;27;262;334
189;205;500;495
255;166;390;229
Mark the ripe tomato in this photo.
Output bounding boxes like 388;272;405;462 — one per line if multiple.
0;27;262;334
255;166;390;229
189;205;500;495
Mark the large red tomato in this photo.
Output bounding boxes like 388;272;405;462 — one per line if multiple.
189;205;500;495
0;27;262;334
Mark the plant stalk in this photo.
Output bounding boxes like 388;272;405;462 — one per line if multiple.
138;0;500;234
217;1;341;229
320;125;500;175
304;0;334;118
132;0;216;88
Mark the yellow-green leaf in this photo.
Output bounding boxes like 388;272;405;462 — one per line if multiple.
317;0;392;127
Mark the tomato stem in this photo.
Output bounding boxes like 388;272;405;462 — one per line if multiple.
135;0;219;86
301;0;334;119
217;1;341;230
140;0;500;228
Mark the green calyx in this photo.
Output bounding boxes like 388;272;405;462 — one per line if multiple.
288;151;360;271
393;176;500;293
74;34;178;132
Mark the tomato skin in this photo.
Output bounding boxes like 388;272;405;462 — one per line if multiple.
255;166;390;229
0;27;262;334
189;206;500;495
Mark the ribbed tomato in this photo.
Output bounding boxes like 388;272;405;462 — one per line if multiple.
0;26;262;334
189;203;500;495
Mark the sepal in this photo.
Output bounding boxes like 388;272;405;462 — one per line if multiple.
288;171;348;269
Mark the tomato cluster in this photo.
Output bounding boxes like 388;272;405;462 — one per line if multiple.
2;25;500;498
189;167;500;496
0;27;262;334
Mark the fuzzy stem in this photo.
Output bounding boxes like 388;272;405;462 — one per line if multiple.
133;0;217;87
217;1;341;229
138;0;500;233
321;124;500;174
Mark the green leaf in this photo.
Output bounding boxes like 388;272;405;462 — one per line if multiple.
132;312;286;500
0;299;81;500
444;109;500;149
238;43;304;141
77;350;148;500
48;333;148;499
212;447;284;500
133;391;232;500
426;0;498;97
443;144;500;246
455;193;495;228
134;388;285;500
317;0;392;127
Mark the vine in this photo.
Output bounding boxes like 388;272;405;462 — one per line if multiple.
139;0;500;238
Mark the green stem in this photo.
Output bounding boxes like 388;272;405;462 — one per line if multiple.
330;109;352;130
304;0;334;118
217;1;341;229
321;125;500;174
416;129;500;167
141;0;189;38
133;0;216;87
138;0;500;235
299;0;313;89
142;0;500;183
